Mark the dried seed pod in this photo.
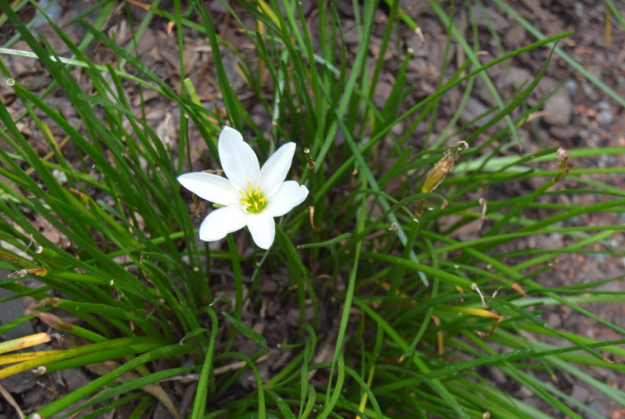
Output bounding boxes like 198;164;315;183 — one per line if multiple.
552;147;570;183
31;311;75;332
416;142;469;216
554;147;570;171
422;149;455;194
422;142;468;193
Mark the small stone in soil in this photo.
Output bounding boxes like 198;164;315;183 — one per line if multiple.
544;88;573;125
547;312;562;329
599;110;614;125
565;79;578;94
549;125;579;141
569;384;591;404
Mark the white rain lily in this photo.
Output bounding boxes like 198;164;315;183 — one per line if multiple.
178;126;309;249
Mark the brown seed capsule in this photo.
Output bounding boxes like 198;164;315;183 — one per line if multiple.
416;142;468;217
422;149;455;194
31;311;74;333
421;141;468;194
552;147;570;183
554;147;570;171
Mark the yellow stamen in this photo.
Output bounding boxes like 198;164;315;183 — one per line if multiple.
238;181;268;214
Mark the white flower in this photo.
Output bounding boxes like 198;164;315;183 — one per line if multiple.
178;127;309;249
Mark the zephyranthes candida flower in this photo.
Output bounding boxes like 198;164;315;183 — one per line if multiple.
178;127;309;249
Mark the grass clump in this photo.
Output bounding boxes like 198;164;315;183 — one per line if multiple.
0;1;624;418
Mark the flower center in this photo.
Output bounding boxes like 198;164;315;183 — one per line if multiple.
239;181;267;214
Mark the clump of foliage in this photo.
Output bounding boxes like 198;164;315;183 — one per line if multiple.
1;1;625;418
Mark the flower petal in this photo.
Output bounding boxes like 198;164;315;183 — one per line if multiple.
258;142;296;197
246;213;275;249
178;172;241;206
265;181;309;217
218;126;260;192
199;206;248;242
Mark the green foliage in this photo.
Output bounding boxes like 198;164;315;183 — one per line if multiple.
0;1;623;418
